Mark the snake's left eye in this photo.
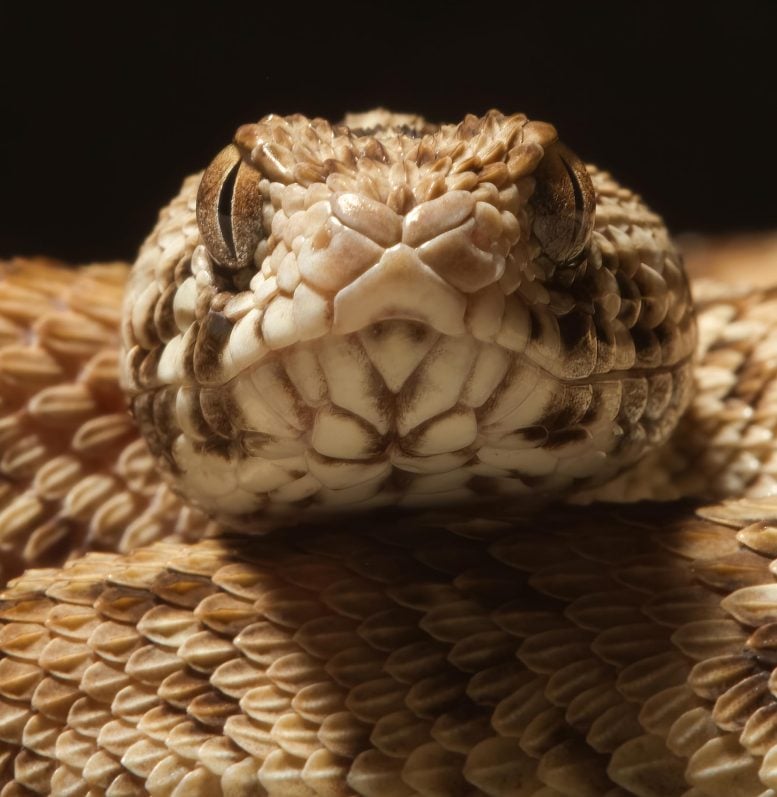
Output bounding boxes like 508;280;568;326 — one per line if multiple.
196;144;263;269
529;141;596;267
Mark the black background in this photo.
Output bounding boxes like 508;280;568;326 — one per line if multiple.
1;2;775;264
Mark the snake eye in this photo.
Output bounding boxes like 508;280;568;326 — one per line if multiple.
196;144;263;269
529;141;595;267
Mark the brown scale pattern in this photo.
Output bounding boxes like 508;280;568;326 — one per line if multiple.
0;260;211;586
4;500;777;796
591;279;777;502
2;257;777;795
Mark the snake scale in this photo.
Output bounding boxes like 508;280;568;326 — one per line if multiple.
1;110;777;796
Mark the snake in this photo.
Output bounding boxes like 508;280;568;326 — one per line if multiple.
0;109;776;796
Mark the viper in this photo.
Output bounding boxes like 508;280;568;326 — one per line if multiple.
0;109;775;796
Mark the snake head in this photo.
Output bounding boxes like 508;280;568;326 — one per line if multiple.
123;109;694;526
196;144;263;270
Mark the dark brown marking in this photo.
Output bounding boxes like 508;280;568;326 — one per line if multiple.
193;312;233;385
546;426;590;449
153;283;179;343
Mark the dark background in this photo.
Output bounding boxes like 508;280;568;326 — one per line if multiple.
1;3;775;264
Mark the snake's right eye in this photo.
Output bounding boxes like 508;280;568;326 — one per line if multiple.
196;144;263;269
529;140;596;267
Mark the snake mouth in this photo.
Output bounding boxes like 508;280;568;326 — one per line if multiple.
127;302;696;399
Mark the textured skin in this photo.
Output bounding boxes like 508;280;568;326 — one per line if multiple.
1;257;777;795
0;108;771;797
0;260;211;591
4;502;776;797
121;111;696;527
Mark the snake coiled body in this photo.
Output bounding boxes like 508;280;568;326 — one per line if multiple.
0;111;775;796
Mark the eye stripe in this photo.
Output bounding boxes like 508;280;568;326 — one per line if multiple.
560;154;586;243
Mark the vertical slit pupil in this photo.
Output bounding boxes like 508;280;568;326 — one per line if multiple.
561;155;586;244
218;162;240;260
